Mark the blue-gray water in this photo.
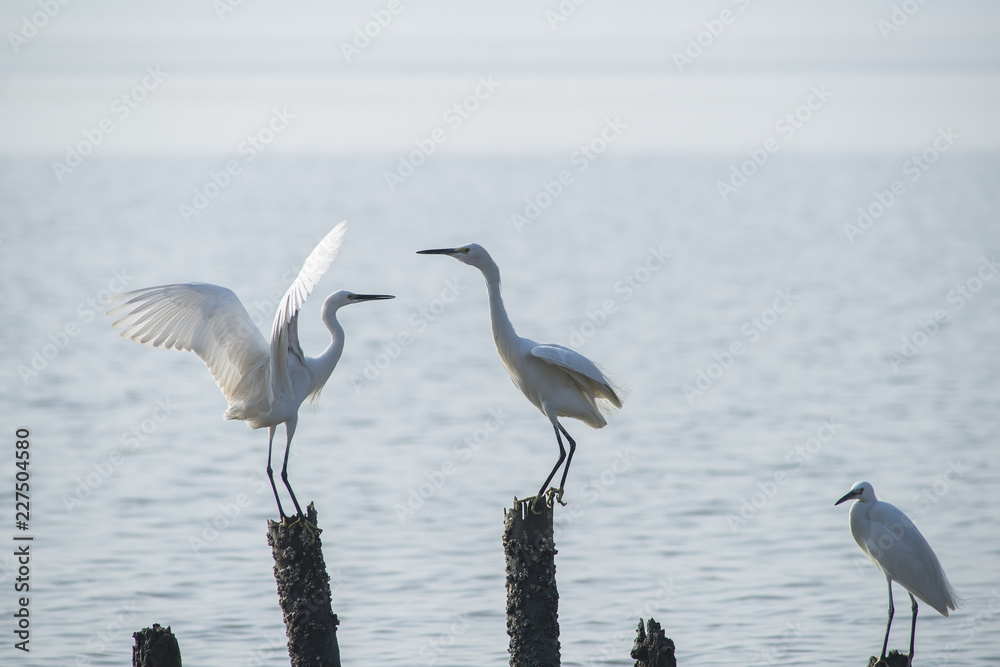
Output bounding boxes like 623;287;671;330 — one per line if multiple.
1;153;998;666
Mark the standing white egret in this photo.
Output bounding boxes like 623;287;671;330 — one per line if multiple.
836;481;958;664
417;243;623;513
108;221;394;521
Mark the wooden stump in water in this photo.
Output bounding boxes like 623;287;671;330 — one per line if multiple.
503;497;560;667
867;651;910;667
631;618;676;667
132;623;182;667
267;503;341;667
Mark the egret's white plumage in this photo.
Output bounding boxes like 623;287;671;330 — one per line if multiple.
108;221;394;519
836;481;958;663
417;243;623;510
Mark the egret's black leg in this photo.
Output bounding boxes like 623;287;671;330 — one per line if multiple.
907;593;918;665
266;426;288;520
555;424;577;498
532;425;566;512
280;424;305;519
881;578;895;662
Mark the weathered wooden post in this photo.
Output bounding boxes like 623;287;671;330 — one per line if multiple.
868;651;910;667
503;497;560;667
266;503;342;667
631;618;676;667
132;623;182;667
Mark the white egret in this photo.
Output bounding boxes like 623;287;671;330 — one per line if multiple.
417;243;624;513
836;481;958;664
108;221;394;521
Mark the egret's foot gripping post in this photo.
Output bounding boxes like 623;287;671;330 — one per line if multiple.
545;487;567;507
286;512;321;543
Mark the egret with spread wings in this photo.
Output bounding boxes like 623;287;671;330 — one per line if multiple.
417;243;623;513
108;221;393;520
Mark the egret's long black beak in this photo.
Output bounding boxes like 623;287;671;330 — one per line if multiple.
835;489;860;506
417;248;460;255
350;294;395;302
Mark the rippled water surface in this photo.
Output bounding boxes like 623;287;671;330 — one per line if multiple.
1;154;998;666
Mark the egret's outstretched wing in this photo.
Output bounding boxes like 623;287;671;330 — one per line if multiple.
860;503;958;616
531;344;624;408
270;221;348;395
108;283;271;414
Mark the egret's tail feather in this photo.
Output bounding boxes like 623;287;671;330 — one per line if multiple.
224;405;245;421
595;365;628;415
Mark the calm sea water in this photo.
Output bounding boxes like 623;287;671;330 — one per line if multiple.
1;152;998;666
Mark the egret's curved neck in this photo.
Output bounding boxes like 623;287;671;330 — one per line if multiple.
479;259;519;358
309;312;345;394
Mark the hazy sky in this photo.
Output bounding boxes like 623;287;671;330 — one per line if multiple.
1;1;998;154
